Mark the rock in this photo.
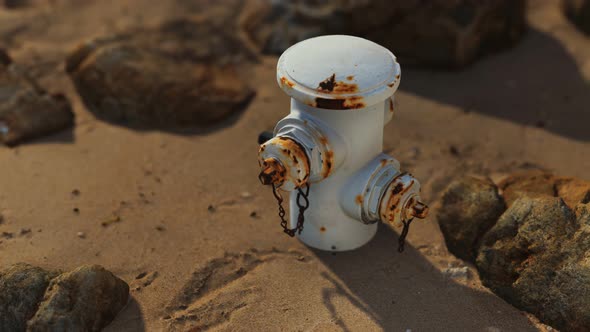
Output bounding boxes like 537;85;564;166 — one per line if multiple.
442;266;471;281
66;16;257;127
27;265;129;332
0;54;74;146
244;0;526;68
477;197;577;301
476;197;590;331
438;173;590;330
555;177;590;210
563;0;590;35
0;263;57;332
499;170;590;209
0;264;129;331
498;170;556;207
437;176;505;262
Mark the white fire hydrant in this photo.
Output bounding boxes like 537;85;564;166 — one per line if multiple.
258;35;428;252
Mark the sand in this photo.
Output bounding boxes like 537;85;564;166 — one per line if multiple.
0;0;588;330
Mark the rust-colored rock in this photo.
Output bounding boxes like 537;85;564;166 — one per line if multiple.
244;0;526;68
0;53;74;146
66;17;257;127
499;170;590;209
498;171;557;207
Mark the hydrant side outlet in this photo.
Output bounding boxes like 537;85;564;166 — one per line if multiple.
258;35;428;252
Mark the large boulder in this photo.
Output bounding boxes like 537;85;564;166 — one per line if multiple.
0;50;74;146
66;16;257;127
245;0;526;68
437;172;590;331
437;176;505;262
477;198;590;331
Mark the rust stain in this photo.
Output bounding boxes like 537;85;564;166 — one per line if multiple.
346;75;354;81
391;182;404;195
317;73;359;94
258;158;286;185
389;98;394;113
380;175;417;226
320;136;328;145
318;73;336;92
396;74;400;79
320;226;326;232
320;150;334;178
355;194;363;205
315;96;365;110
280;76;295;88
274;136;310;187
380;159;388;167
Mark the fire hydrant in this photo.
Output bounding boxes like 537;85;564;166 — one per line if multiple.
258;35;428;252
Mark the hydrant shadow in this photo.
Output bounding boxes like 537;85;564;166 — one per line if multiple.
311;225;539;331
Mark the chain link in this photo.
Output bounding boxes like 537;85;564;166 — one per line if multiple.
397;217;414;253
271;183;310;237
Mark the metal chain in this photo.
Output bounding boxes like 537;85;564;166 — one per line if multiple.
398;217;414;253
271;183;310;237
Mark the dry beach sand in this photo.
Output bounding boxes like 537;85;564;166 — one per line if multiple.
0;0;589;330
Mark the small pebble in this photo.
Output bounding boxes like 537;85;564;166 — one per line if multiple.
71;189;80;196
443;266;470;280
77;231;86;239
155;225;165;232
207;205;216;212
240;191;253;199
19;228;31;236
249;211;257;218
73;207;80;214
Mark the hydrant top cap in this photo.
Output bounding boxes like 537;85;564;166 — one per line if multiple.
277;35;401;110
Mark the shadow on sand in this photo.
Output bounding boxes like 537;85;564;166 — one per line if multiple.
313;225;538;331
400;27;590;142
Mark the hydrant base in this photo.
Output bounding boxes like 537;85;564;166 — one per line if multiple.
296;222;378;252
290;192;379;251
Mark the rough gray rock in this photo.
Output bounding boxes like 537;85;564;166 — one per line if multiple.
438;172;590;331
0;264;129;332
27;265;129;332
564;0;590;35
66;16;257;128
437;176;505;262
476;197;589;331
0;264;58;332
244;0;526;68
0;52;74;146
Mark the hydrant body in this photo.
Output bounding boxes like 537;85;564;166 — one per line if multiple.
258;35;428;252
